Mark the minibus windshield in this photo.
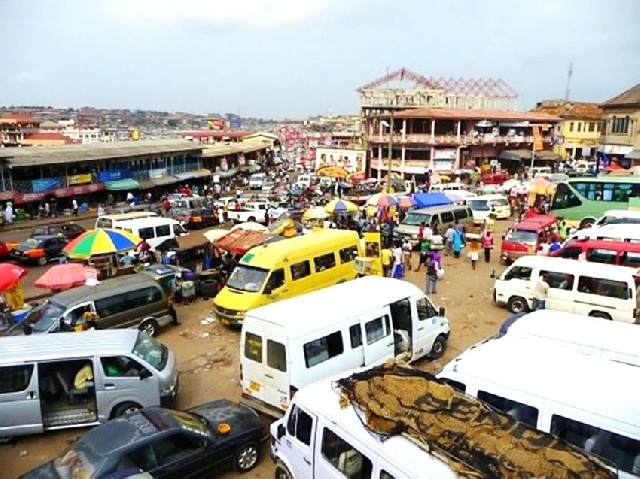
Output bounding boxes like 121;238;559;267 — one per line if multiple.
226;265;269;293
489;198;508;207
28;301;67;333
504;229;537;246
133;333;168;371
468;200;490;211
403;212;431;226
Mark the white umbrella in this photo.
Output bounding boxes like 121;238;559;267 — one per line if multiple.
302;206;329;221
202;229;229;242
500;179;521;192
230;222;269;233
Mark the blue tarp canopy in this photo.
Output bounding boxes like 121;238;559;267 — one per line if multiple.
413;192;453;209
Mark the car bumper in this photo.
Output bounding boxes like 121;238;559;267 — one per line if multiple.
160;374;180;408
213;309;245;327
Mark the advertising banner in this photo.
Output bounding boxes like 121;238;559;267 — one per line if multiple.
149;168;167;179
67;173;93;185
315;148;367;175
207;119;226;130
54;183;105;198
98;169;131;182
32;178;63;193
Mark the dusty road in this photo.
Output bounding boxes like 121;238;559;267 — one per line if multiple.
1;221;513;478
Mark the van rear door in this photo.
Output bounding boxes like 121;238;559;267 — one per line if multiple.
241;318;289;411
0;363;43;437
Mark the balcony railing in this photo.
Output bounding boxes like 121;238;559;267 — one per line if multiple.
367;133;552;146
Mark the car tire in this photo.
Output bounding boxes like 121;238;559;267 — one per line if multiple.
429;335;447;359
507;296;529;314
139;318;159;337
248;216;256;222
275;461;293;479
112;401;142;418
233;442;260;473
37;256;47;266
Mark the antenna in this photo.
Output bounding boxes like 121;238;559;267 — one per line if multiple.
565;62;573;100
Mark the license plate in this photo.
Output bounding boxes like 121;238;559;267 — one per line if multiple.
193;217;201;222
249;381;261;392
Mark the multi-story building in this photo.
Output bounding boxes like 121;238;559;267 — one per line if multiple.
0;113;39;146
599;84;640;168
533;100;602;160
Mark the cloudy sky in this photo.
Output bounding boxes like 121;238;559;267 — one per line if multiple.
1;0;638;118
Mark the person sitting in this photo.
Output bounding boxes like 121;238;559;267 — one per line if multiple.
120;253;134;267
74;363;94;391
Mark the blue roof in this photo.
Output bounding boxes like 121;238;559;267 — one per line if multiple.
413;193;453;208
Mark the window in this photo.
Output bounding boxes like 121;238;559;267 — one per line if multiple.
287;404;314;446
550;183;582;209
381;472;396;479
267;340;287;372
0;365;33;394
101;356;144;377
155;224;171;237
577;122;582;132
321;427;373;478
244;332;263;363
365;317;386;344
95;295;127;317
546;271;575;291
314;252;336;272
416;297;436;321
303;332;344;368
349;324;362;348
153;433;204;465
577;276;630;299
586;248;617;265
477;390;539;427
551;415;640;475
440;211;454;224
557;246;582;259
442;378;466;393
611;116;631;134
290;260;311;280
125;287;162;309
138;227;155;239
569;122;574;132
264;269;285;292
588;122;596;132
621;252;640;267
339;246;359;264
504;266;532;281
453;209;468;221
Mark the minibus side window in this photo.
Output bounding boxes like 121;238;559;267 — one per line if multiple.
339;246;359;264
349;324;362;348
321;427;373;478
477;390;539;427
621;252;640;267
365;317;387;344
453;209;467;222
577;276;630;299
551;414;640;475
267;340;287;372
314;252;336;272
586;248;617;265
139;227;155;240
155;225;171;238
440;211;454;224
287;404;313;446
557;246;582;259
95;296;128;317
244;333;263;363
303;332;344;368
290;261;311;281
546;272;574;291
0;365;34;394
504;266;532;281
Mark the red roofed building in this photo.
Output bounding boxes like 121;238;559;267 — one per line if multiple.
0;112;40;146
22;132;75;146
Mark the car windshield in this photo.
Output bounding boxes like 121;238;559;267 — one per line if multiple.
226;265;269;293
27;301;67;333
489;198;508;207
165;409;212;439
132;333;168;371
468;200;490;211
402;212;431;226
53;441;100;479
504;229;538;246
31;227;47;236
21;238;42;249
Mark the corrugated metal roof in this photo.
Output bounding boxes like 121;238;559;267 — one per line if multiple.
385;108;560;122
201;140;271;157
533;101;603;120
602;83;640;107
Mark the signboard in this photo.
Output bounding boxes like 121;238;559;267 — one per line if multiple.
149;168;167;179
32;177;63;193
532;125;543;151
433;149;456;160
67;173;93;185
315;148;366;175
98;169;131;182
207;119;226;130
54;183;105;198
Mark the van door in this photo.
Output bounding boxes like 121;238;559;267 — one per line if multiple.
0;364;43;437
362;309;394;366
282;404;316;478
64;302;96;331
412;296;442;359
376;459;409;479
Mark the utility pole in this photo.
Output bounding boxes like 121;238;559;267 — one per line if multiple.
387;107;393;192
565;62;573;101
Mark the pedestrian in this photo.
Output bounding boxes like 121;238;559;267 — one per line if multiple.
381;246;392;277
468;237;480;270
482;231;494;263
444;224;455;256
391;241;403;279
402;238;412;271
452;225;465;259
533;273;550;311
72;198;79;217
425;254;438;295
549;235;562;253
4;202;13;225
97;204;105;217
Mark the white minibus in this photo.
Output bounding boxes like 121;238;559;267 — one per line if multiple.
438;339;640;478
114;217;186;250
95;211;159;229
567;224;640;244
466;194;510;223
249;173;266;189
493;255;640;323
595;210;640;227
240;276;450;416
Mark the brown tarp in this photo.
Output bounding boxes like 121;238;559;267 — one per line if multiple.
176;232;209;250
214;230;271;255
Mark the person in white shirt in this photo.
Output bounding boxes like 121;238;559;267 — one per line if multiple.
533;273;549;310
392;243;403;278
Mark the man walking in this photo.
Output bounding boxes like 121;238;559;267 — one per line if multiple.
425;254;438;295
482;231;494;263
533;273;549;311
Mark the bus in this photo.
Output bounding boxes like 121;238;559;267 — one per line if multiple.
549;176;640;229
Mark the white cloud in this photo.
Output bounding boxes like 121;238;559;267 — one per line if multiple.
109;0;346;31
4;71;36;83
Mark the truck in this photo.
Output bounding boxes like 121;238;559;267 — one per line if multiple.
226;201;287;224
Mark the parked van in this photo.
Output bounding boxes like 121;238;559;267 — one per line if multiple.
567;224;640;244
466;194;510;224
429;183;468;193
437;339;640;478
23;275;175;337
551;238;640;267
114;217;186;250
240;276;450;416
530;166;552;178
493;255;640;322
0;330;178;440
249;173;266;189
213;229;362;326
595;209;640;227
501;310;640;366
500;215;558;263
95;211;159;229
270;376;458;479
296;174;311;189
395;204;473;246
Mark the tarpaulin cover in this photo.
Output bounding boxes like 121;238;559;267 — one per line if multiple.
336;363;615;479
413;192;453;209
214;229;271;255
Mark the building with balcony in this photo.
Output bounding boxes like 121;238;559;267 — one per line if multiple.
0;113;40;146
365;108;560;177
598;83;640;168
534;100;603;160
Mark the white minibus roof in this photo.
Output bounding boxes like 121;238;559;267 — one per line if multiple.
440;339;640;428
503;310;640;366
114;217;181;228
0;330;142;365
246;276;424;339
571;224;640;242
506;255;639;278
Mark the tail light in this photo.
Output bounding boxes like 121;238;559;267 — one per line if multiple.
289;385;298;399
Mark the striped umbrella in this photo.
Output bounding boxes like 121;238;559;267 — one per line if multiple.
63;228;142;259
396;196;416;209
324;198;358;214
366;192;398;208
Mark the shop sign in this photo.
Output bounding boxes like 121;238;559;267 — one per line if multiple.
53;183;105;198
149;168;167;179
315;147;367;174
0;191;13;201
433;149;456;160
32;177;64;193
98;169;131;182
14;192;47;204
67;173;93;185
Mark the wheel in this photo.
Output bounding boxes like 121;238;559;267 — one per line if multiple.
579;218;596;229
139;318;159;337
233;442;260;473
112;401;142;418
507;296;529;314
248;216;256;222
275;462;293;479
37;256;47;266
429;335;448;359
589;311;612;320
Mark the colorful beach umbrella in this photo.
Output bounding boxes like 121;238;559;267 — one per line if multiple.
0;264;27;293
35;263;99;291
63;228;142;259
324;198;358;214
366;193;398;208
396;196;416;209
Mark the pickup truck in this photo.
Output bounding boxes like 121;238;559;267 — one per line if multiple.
226;202;287;224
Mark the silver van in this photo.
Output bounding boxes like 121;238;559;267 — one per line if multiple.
395;204;474;245
21;275;175;337
0;330;178;440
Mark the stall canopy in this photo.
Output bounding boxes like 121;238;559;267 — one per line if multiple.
104;178;140;191
413;193;453;209
214;229;272;255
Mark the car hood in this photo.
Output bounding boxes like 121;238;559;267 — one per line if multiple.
15;244;39;253
19;461;58;479
190;399;262;433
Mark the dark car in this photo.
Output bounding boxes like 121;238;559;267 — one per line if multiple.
20;399;267;479
12;235;67;266
30;223;86;240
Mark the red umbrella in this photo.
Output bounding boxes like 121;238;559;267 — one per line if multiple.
396;196;416;209
35;263;98;291
0;264;27;292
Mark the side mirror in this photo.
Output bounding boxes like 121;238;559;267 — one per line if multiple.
139;368;153;380
277;423;286;440
438;306;445;317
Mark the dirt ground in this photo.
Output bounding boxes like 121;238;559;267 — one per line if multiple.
2;222;513;478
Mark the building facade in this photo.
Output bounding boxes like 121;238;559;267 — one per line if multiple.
599;83;640;168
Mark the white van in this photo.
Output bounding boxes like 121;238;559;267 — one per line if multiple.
0;330;178;440
493;255;640;323
296;174;311;189
437;339;640;478
115;217;186;250
466;194;510;223
567;224;640;244
530;166;552;178
95;211;159;229
595;210;640;227
502;310;640;366
240;276;450;416
249;173;266;189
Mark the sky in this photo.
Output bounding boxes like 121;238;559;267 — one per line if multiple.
0;0;639;119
